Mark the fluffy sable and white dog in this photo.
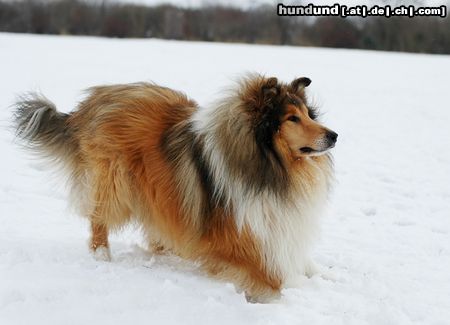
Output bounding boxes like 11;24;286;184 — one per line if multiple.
14;74;337;302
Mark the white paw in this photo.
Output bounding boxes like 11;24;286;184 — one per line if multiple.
305;260;337;281
245;289;281;304
92;246;111;262
284;275;309;288
316;267;337;281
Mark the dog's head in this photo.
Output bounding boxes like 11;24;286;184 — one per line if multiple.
241;75;337;161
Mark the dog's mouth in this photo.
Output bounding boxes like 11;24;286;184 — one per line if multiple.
300;147;315;153
300;144;334;155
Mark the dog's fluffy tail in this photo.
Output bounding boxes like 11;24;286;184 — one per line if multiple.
13;93;78;168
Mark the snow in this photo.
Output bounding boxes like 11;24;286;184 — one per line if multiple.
1;32;450;325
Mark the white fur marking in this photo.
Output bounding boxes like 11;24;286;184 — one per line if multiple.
92;246;111;262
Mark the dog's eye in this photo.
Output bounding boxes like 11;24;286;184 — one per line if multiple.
289;98;299;105
287;116;300;123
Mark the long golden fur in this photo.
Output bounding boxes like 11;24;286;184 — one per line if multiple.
14;74;337;303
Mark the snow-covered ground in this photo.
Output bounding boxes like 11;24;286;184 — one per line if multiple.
1;33;449;325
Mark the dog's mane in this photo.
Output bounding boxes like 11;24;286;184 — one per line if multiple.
198;77;292;198
161;74;331;232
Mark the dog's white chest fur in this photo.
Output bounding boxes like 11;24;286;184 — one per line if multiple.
193;101;332;286
236;163;330;286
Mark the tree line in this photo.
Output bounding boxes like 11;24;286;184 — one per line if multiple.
0;0;449;54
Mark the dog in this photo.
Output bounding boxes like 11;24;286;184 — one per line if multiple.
13;73;337;303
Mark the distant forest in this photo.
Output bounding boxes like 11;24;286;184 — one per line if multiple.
0;0;449;54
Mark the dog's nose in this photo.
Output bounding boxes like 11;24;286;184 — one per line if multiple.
326;130;338;144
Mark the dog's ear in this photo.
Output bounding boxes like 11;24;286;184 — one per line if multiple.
290;77;311;93
243;76;282;114
260;77;279;105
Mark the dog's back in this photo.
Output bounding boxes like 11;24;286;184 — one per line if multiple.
14;83;198;254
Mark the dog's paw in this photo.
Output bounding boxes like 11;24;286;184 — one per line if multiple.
316;268;337;281
283;275;309;288
245;289;281;304
92;246;111;262
305;260;337;281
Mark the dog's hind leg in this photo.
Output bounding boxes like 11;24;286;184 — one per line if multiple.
85;161;132;261
89;220;111;261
